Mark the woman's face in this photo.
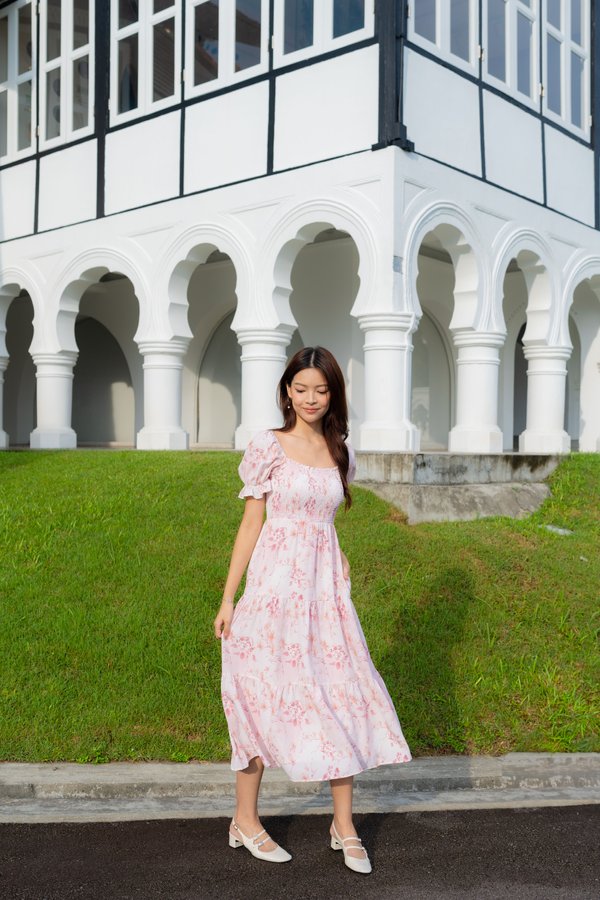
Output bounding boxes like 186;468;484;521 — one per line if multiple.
287;367;330;426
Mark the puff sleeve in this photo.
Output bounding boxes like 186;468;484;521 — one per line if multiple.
347;443;356;484
238;431;282;500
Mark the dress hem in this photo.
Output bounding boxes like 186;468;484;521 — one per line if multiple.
230;751;412;783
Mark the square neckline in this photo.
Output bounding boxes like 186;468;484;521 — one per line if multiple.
268;430;338;470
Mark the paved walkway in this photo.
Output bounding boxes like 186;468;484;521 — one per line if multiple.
1;753;599;823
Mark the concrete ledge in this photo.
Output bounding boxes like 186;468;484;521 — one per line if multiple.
1;753;598;801
364;482;551;524
0;754;599;822
355;453;559;486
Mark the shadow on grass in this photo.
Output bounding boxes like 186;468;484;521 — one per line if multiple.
381;565;475;755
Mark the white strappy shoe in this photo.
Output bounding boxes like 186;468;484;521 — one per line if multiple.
330;820;372;874
228;818;292;863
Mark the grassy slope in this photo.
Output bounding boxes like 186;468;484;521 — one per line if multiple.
0;450;597;762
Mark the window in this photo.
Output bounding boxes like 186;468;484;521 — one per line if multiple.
484;0;538;107
273;0;374;66
409;0;478;71
40;0;94;147
543;0;590;133
111;0;181;123
185;0;268;97
0;0;35;162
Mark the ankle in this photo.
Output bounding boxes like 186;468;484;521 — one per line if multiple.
333;816;356;835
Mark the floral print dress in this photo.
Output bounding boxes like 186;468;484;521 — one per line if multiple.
221;429;411;782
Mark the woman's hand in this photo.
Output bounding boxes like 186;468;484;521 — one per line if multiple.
340;551;351;582
214;600;234;640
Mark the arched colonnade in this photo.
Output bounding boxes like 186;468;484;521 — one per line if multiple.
1;199;600;453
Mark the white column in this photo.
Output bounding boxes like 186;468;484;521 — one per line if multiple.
0;356;9;449
519;345;571;454
30;351;78;449
448;331;504;453
234;326;294;449
136;339;190;450
358;313;420;451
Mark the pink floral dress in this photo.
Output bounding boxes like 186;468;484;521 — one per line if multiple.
221;429;411;782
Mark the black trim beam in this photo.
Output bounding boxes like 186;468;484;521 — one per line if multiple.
94;1;110;219
373;0;414;152
592;2;600;229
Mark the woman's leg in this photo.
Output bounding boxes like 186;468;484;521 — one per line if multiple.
231;756;277;851
329;775;365;859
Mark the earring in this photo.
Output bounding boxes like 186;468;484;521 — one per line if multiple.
287;400;292;409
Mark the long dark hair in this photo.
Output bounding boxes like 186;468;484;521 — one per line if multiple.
276;346;352;509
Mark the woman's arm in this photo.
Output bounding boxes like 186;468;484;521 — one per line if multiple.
213;496;266;640
340;550;350;581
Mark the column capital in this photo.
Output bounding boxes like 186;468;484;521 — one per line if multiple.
522;343;571;362
136;338;191;358
357;312;418;334
31;350;78;369
451;329;506;349
234;324;296;348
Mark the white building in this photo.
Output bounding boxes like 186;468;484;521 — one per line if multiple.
1;0;599;453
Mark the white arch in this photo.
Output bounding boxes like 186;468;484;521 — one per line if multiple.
0;267;44;358
403;201;489;332
559;252;600;346
47;245;151;355
491;227;558;346
157;223;253;342
257;197;378;333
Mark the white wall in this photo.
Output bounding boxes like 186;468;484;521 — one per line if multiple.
545;126;595;225
403;49;482;177
0;161;36;242
183;257;238;444
38;141;97;231
105;113;180;214
185;83;269;193
274;46;379;171
73;318;135;445
484;94;543;203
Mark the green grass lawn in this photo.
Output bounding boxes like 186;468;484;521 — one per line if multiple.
0;450;598;762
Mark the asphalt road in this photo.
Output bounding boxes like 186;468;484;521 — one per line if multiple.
1;807;599;900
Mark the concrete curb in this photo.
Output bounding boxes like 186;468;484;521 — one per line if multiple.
2;754;599;822
1;753;599;802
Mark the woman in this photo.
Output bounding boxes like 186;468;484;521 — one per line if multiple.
214;347;411;875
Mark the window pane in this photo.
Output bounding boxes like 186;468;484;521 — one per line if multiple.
333;0;364;38
547;0;561;28
450;0;470;61
516;12;532;96
547;34;561;113
571;0;582;45
414;0;436;43
18;80;32;148
571;52;584;127
154;0;173;11
118;34;138;112
73;0;89;50
0;18;8;82
194;1;219;84
0;91;7;156
153;17;175;100
284;0;313;53
487;0;506;81
235;0;261;72
18;3;33;74
72;55;89;129
47;0;61;61
119;0;139;29
45;69;61;139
